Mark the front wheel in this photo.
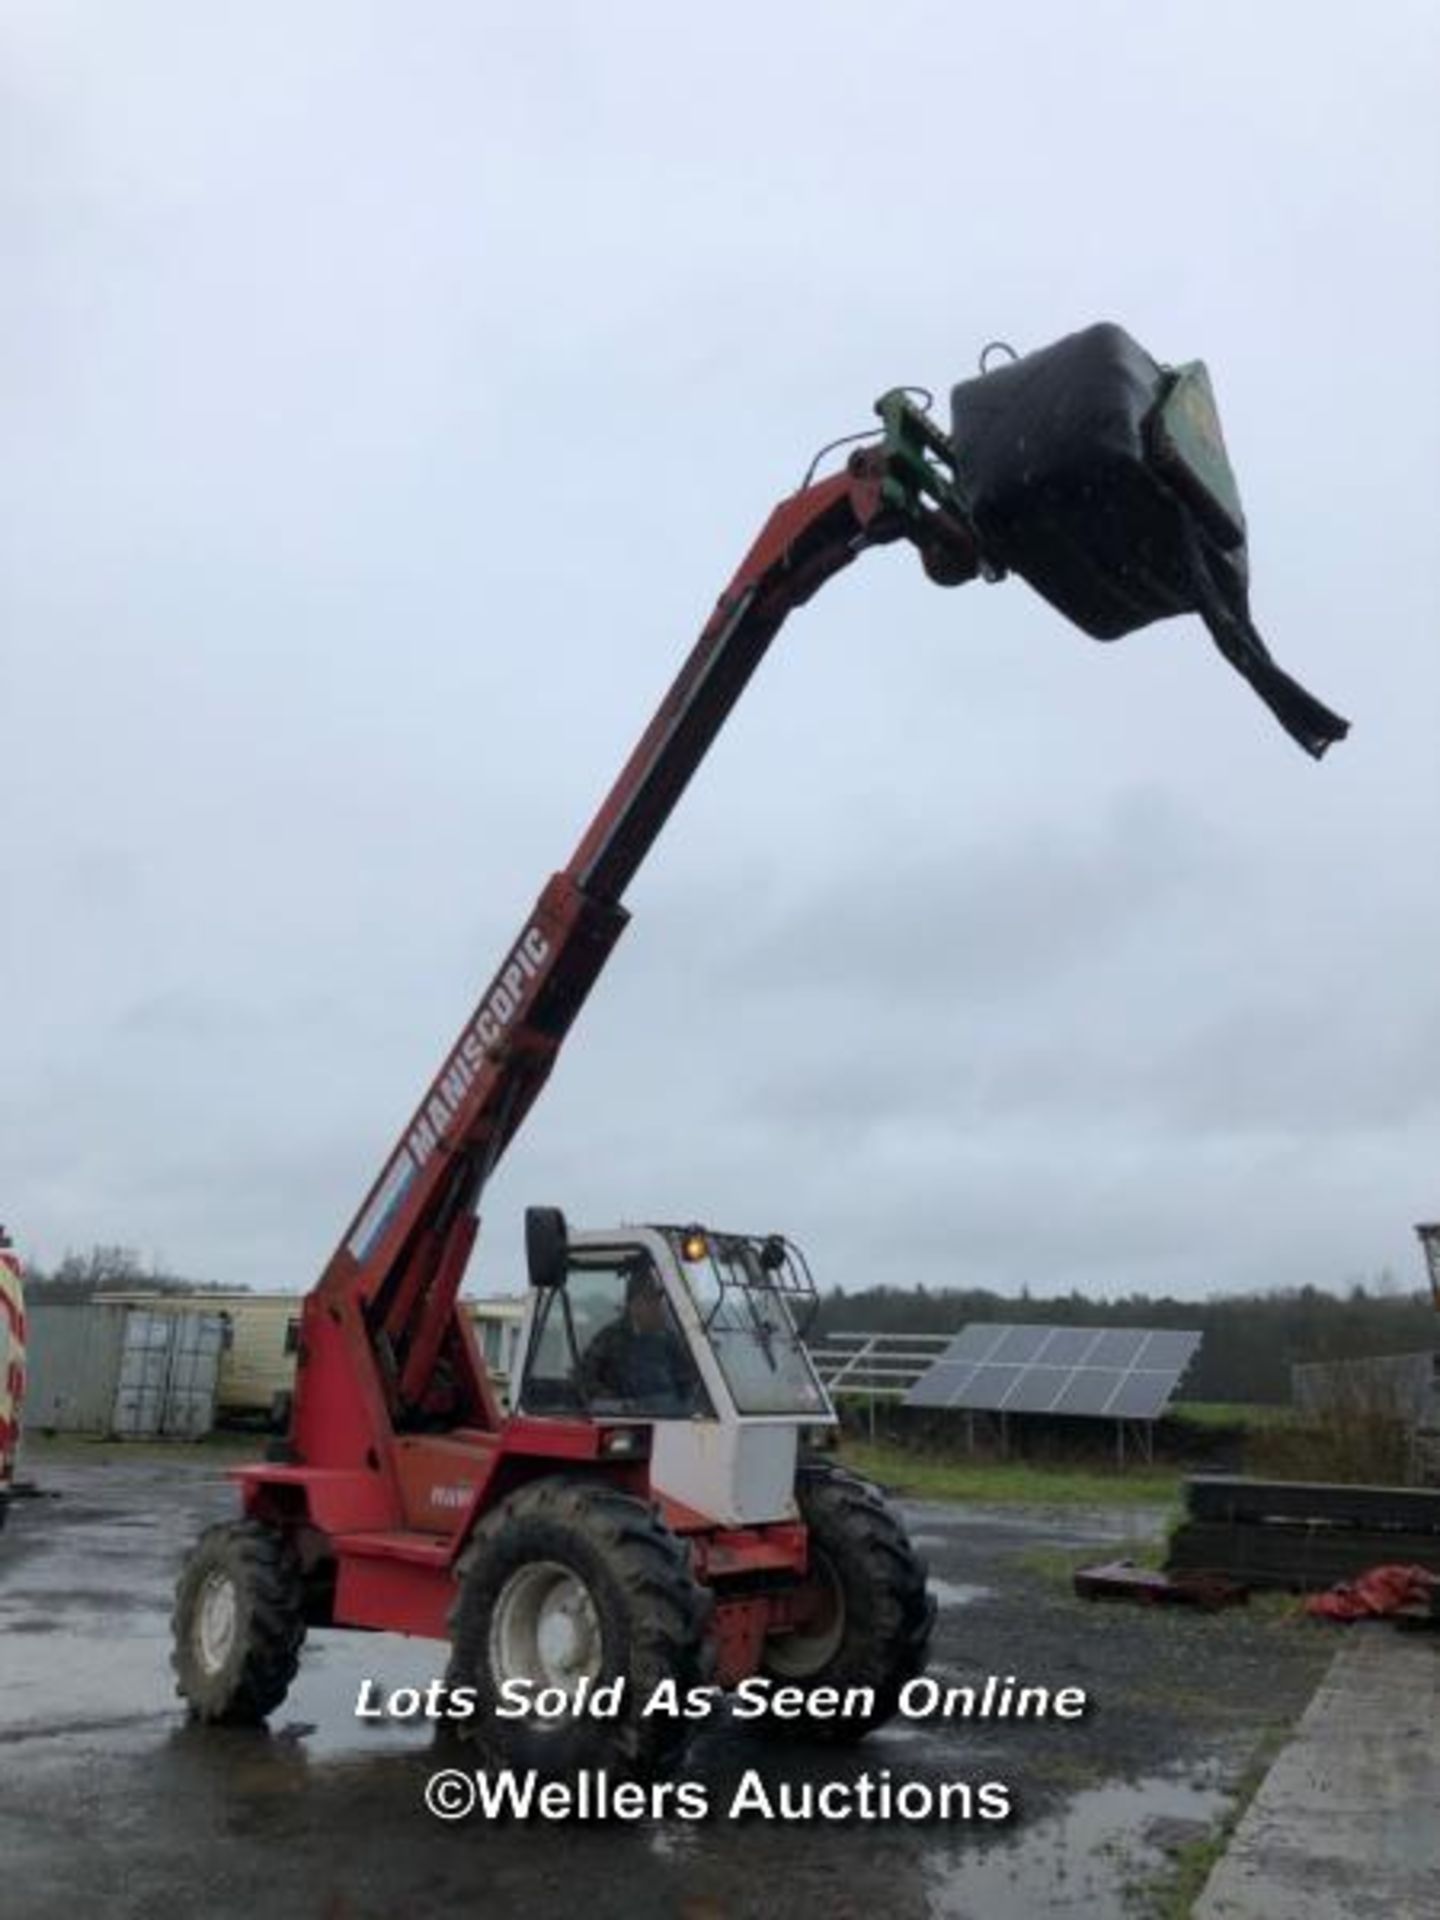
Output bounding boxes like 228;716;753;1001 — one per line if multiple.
172;1520;306;1723
759;1462;934;1741
447;1477;710;1780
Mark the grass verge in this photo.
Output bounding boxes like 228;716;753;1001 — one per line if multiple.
1168;1401;1294;1431
1004;1539;1172;1586
839;1439;1181;1507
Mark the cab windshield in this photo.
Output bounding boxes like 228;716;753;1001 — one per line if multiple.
677;1237;829;1417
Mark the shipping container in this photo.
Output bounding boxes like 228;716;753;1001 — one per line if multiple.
98;1293;300;1426
26;1303;225;1438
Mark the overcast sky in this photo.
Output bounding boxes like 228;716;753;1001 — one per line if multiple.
3;3;1438;1305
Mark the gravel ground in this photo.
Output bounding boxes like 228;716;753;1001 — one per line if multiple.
0;1454;1336;1919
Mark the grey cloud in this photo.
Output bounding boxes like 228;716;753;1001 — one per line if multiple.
3;3;1438;1309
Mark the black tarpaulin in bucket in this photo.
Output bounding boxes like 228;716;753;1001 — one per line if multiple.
950;323;1349;758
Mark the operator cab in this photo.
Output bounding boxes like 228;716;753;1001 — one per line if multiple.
518;1214;832;1426
516;1212;834;1527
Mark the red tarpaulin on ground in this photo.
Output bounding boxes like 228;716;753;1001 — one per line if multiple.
1304;1563;1440;1621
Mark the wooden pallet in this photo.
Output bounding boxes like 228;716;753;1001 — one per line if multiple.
1186;1475;1440;1533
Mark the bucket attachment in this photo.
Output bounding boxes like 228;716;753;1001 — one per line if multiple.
950;324;1348;758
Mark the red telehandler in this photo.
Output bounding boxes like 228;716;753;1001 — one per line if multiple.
171;325;1346;1778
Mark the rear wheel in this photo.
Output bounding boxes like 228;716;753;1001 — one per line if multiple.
172;1520;306;1723
448;1477;710;1780
759;1462;934;1741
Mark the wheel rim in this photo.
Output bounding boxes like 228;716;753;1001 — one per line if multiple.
195;1568;239;1674
488;1559;603;1699
766;1546;847;1678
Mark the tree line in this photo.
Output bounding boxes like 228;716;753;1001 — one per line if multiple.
23;1244;1438;1405
22;1246;237;1303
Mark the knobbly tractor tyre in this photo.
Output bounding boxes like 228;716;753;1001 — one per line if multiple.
759;1460;934;1741
172;1519;306;1723
447;1477;710;1780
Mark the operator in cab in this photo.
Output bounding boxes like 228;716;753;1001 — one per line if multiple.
580;1259;707;1415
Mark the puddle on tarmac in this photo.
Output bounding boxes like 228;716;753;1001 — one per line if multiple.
922;1770;1230;1919
0;1574;176;1740
928;1579;990;1608
0;1595;440;1762
265;1635;445;1760
913;1508;1167;1549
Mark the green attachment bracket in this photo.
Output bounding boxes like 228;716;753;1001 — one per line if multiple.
873;389;972;527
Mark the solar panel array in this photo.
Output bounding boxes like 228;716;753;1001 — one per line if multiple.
903;1323;1201;1421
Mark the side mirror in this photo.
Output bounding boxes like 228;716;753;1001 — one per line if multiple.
525;1206;569;1290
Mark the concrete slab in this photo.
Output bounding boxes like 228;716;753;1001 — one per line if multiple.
1196;1629;1440;1920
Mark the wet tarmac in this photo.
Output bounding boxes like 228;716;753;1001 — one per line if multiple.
0;1454;1333;1919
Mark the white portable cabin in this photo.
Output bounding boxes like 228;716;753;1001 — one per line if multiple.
469;1295;527;1400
